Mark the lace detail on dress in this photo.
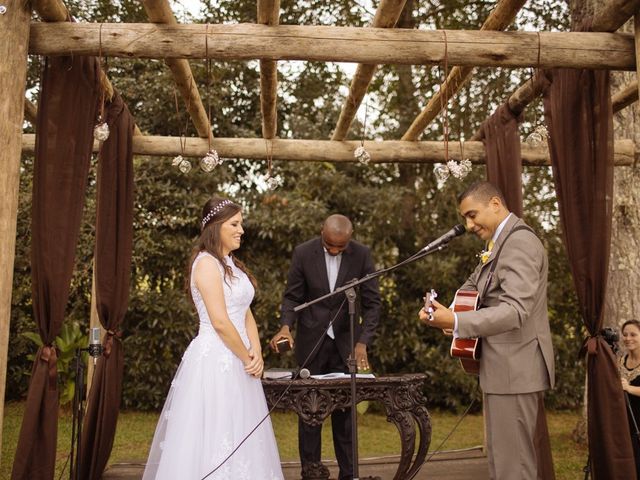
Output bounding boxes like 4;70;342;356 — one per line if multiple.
620;354;640;382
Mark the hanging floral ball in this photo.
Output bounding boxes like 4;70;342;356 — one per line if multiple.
353;146;371;165
525;130;544;147
178;158;192;174
266;175;279;190
434;164;450;183
458;159;473;177
201;149;223;172
93;122;110;142
171;155;184;167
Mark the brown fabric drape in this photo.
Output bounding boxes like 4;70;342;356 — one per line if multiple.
479;101;556;480
12;56;100;480
543;66;636;478
478;103;524;217
79;91;135;480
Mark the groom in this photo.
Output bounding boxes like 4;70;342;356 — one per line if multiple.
270;214;381;480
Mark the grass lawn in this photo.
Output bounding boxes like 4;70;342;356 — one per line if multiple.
2;402;587;479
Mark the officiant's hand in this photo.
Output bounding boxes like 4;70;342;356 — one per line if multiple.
269;325;294;352
244;349;264;378
355;343;369;371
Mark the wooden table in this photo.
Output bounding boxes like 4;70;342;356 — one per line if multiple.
262;373;431;480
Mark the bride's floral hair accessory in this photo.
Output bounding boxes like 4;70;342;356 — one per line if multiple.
201;199;233;230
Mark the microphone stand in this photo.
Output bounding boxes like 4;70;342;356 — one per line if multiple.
294;241;452;479
70;348;88;480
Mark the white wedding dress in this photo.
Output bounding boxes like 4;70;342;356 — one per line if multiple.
143;252;284;480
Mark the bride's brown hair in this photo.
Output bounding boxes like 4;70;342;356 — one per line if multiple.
186;196;257;295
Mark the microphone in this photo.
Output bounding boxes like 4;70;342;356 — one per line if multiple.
88;327;103;365
297;368;311;379
421;224;466;252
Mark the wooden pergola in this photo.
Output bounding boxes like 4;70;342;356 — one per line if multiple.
1;0;639;461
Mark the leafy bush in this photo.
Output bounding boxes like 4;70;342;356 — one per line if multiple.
21;322;88;405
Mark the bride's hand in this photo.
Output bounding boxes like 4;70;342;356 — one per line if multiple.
244;349;264;378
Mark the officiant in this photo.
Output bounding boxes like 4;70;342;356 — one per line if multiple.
269;214;381;480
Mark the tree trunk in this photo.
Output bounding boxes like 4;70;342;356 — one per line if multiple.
604;17;640;328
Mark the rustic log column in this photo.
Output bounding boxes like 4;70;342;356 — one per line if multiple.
635;14;640;115
0;0;31;453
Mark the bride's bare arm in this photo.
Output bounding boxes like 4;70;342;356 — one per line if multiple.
244;309;264;377
195;256;251;365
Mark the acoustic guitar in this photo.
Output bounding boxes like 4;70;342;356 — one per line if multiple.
425;289;481;375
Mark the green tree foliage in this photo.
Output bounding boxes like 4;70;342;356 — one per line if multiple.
8;0;583;410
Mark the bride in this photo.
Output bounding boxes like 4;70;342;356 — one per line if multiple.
143;196;284;480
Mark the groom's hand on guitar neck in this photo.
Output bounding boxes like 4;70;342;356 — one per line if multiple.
419;293;455;331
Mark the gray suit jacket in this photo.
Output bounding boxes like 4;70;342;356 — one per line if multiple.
457;215;555;394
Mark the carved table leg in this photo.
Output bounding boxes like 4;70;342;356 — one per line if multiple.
403;405;432;480
387;410;417;480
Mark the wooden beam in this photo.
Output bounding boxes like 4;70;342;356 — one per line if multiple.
257;0;280;139
24;98;38;125
593;0;640;32
470;74;639;142
32;0;142;135
1;0;31;455
20;134;636;166
613;80;639;112
142;0;211;139
28;23;636;70
402;0;527;141
470;0;640;139
32;0;70;21
331;0;406;141
469;71;549;141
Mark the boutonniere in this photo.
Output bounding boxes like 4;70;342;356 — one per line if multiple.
478;249;491;264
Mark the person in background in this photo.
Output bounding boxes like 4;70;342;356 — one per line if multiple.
619;318;640;479
270;214;381;480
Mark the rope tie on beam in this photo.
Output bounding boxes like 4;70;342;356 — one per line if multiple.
524;32;549;147
201;23;222;172
441;30;449;162
93;24;110;142
434;30;471;185
264;138;278;189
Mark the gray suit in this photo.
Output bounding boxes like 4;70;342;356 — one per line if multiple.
457;215;555;479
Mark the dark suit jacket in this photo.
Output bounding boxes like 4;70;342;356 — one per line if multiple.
281;237;381;366
457;215;555;394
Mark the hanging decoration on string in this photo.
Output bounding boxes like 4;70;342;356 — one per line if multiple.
201;23;223;173
353;99;371;165
433;31;471;187
171;84;193;173
264;139;278;190
525;33;549;148
93;24;110;142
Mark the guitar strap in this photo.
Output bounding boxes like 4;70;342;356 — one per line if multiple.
479;224;536;304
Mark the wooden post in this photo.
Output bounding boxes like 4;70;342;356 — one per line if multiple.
0;0;31;454
635;14;640;115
